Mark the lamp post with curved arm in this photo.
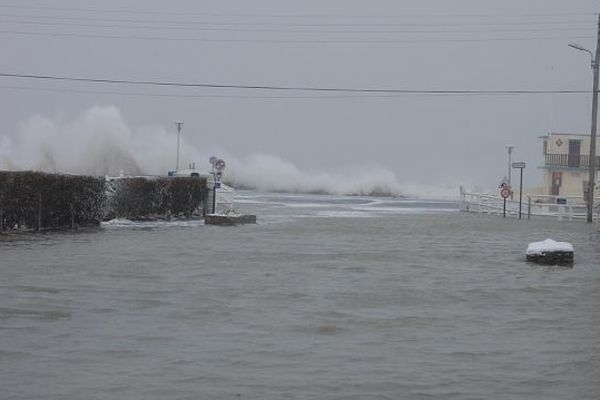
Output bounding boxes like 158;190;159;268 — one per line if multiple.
568;14;599;223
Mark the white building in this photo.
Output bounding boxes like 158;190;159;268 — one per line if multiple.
540;132;599;198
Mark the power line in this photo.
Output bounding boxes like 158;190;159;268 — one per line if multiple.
0;72;590;95
0;4;594;19
0;13;594;27
9;84;577;99
0;30;592;43
0;18;593;34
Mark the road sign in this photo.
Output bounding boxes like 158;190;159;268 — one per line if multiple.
512;162;526;169
500;187;511;199
214;182;221;189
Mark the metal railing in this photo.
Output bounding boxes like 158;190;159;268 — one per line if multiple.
544;153;600;169
459;187;600;222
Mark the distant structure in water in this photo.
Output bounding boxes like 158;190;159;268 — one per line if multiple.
168;157;234;215
167;158;255;225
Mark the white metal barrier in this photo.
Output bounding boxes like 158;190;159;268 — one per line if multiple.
459;187;600;222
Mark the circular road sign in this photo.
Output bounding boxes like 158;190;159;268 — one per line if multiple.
500;187;511;199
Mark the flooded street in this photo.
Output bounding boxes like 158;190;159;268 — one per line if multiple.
2;193;600;399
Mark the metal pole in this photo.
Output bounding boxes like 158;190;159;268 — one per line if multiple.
503;198;506;218
175;121;183;172
212;181;217;214
507;146;514;187
518;167;524;220
586;15;599;223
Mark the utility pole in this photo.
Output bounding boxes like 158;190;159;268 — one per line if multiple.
569;15;600;223
588;15;600;223
175;121;183;172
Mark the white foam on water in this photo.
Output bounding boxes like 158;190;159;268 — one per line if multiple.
315;210;374;218
282;202;336;209
351;206;455;214
101;218;205;230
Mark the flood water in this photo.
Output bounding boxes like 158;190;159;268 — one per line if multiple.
1;192;599;399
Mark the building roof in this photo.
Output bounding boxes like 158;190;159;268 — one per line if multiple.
539;132;589;139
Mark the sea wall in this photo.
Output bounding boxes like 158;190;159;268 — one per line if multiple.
0;171;105;230
104;176;208;220
0;171;208;231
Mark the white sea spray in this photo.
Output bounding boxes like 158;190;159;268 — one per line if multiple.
1;105;459;199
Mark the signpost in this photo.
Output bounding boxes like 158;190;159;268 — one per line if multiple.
512;162;526;219
500;186;511;218
210;157;227;214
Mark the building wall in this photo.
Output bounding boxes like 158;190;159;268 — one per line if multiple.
541;169;588;197
543;133;599;156
563;170;585;197
540;133;599;198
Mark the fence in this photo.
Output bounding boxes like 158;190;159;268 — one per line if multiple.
459;187;600;222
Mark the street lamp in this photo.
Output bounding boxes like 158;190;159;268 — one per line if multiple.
506;145;514;187
568;43;595;67
175;121;183;172
568;18;599;223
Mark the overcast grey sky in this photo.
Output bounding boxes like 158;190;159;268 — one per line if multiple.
0;0;598;193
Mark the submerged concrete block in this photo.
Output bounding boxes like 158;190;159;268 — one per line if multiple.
526;239;574;266
204;214;257;226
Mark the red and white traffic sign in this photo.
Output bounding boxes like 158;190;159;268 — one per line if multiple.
500;187;511;199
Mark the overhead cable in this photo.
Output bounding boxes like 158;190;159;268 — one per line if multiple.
0;72;590;95
0;13;594;27
0;30;593;43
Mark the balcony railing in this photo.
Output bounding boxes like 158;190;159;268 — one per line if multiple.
545;153;600;169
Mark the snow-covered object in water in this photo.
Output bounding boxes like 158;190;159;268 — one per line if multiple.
526;239;574;266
